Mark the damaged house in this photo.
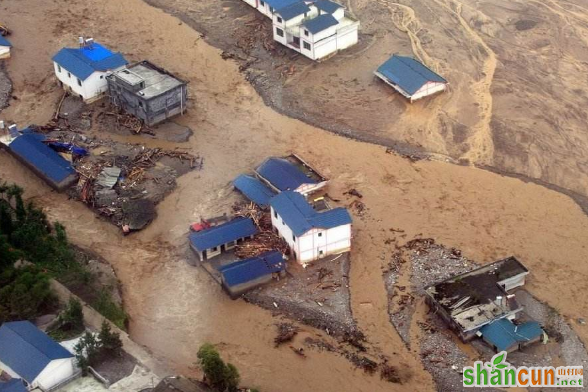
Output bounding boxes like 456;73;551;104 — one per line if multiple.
255;155;327;196
425;257;545;352
107;61;188;126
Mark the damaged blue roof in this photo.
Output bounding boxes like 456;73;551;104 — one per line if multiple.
256;157;317;192
0;321;73;384
0;35;12;48
376;54;447;95
52;42;128;80
270;191;352;236
220;251;286;287
189;217;258;252
303;14;339;34
9;131;76;185
480;319;543;352
234;174;277;207
276;2;310;20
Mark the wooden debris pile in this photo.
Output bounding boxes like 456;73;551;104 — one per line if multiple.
274;323;298;347
235;231;288;259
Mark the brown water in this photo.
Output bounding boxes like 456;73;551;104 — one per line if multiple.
2;0;588;391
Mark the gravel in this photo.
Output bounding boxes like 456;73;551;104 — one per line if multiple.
0;63;12;111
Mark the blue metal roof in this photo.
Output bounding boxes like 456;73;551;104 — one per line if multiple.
0;36;12;48
9;131;77;185
276;2;310;20
270;191;352;236
480;319;543;352
265;0;299;11
220;251;286;287
303;14;339;34
0;321;73;383
256;158;317;192
52;42;128;80
234;174;277;207
314;0;343;14
376;55;447;95
0;380;27;392
189;217;258;252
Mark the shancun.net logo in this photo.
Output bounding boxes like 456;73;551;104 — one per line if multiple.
463;351;583;387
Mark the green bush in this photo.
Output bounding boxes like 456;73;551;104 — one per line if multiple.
93;290;128;330
197;343;241;392
0;266;55;323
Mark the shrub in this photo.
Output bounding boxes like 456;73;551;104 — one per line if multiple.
197;343;241;392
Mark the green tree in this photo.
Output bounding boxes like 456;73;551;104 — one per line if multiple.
98;320;123;355
74;331;100;375
60;297;84;332
197;343;241;392
0;266;54;321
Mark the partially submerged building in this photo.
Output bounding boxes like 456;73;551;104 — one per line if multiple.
189;217;259;262
219;250;287;298
240;0;359;60
52;38;128;102
425;257;544;351
270;190;352;265
0;321;77;391
0;35;12;59
233;174;277;208
0;130;78;191
375;54;448;102
107;61;188;126
255;155;327;196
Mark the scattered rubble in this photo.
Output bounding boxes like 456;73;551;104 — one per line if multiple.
274;323;298;347
0;63;12;111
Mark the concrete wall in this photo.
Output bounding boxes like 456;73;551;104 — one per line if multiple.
497;273;527;292
222;274;274;299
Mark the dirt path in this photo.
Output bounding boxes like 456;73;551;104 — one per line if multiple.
2;0;588;391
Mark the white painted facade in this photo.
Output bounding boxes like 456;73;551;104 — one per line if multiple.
0;45;10;59
271;206;351;265
53;62;124;103
240;0;359;61
374;72;447;102
0;357;76;391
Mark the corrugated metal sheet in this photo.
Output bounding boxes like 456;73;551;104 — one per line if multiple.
233;174;276;207
314;0;343;14
9;132;76;185
52;42;128;81
302;14;339;34
0;36;12;48
265;0;299;10
220;251;286;287
0;379;27;392
276;2;310;20
189;217;258;252
0;321;73;383
256;157;317;192
270;191;352;236
376;55;447;95
480;319;543;352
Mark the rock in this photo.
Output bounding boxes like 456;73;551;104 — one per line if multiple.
577;318;586;325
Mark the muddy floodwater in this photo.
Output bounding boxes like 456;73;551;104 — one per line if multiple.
2;0;588;391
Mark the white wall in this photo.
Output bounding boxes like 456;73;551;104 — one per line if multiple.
243;0;257;8
34;358;76;391
54;62;125;102
0;46;10;59
411;81;447;101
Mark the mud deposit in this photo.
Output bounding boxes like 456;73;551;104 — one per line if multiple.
145;0;588;210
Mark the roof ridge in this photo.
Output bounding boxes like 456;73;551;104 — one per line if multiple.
396;55;445;82
5;322;54;366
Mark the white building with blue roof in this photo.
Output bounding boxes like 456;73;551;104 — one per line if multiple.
52;38;128;102
270;190;352;265
240;0;359;61
375;54;448;102
0;321;77;391
0;35;12;59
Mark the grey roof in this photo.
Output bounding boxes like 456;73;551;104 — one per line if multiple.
276;2;310;20
314;0;343;14
302;14;339;34
111;61;185;99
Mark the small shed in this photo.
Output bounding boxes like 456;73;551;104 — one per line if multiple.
0;379;26;392
480;319;544;353
0;36;12;59
219;251;287;298
107;61;188;126
255;156;327;195
0;321;77;391
233;174;277;208
5;131;78;191
375;54;448;102
189;217;258;262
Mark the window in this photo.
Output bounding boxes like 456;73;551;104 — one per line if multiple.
57;64;62;73
77;78;82;87
304;29;309;36
292;235;296;242
276;27;284;37
319;250;324;255
318;232;323;237
67;72;71;78
274;210;278;218
139;101;144;108
282;219;285;225
211;246;218;252
303;41;311;50
259;0;264;6
277;16;282;23
100;75;104;79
